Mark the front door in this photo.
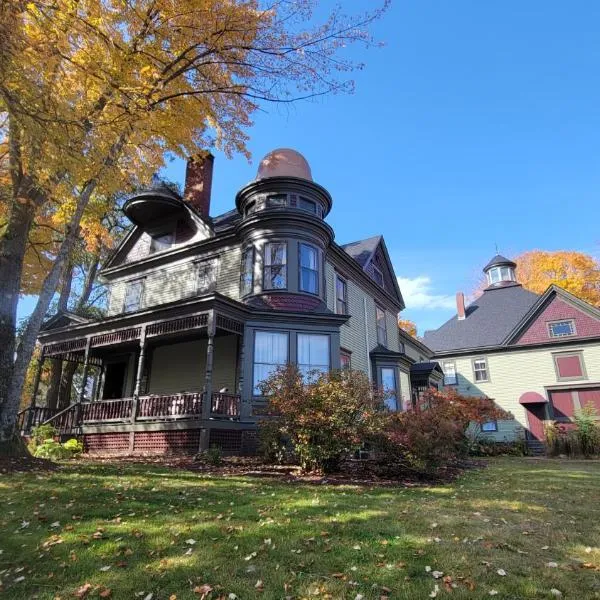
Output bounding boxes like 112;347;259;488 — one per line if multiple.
525;404;546;441
381;367;398;411
103;362;127;399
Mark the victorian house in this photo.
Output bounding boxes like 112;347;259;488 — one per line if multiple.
22;149;437;455
424;255;600;452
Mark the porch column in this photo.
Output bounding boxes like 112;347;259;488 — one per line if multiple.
94;365;105;401
131;325;147;424
199;311;216;450
237;331;251;419
76;337;92;427
78;337;92;403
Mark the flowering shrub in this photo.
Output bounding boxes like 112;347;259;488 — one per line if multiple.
259;365;383;473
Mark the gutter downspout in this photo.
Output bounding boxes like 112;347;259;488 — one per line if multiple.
364;297;371;381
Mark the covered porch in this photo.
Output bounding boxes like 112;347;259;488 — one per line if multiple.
20;296;254;453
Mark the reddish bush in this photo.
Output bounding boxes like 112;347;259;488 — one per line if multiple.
259;365;383;473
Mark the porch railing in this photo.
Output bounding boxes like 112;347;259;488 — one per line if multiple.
27;391;240;435
81;398;133;423
209;392;240;418
137;393;203;420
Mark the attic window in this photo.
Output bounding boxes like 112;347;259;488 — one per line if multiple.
150;232;174;253
548;320;575;338
371;265;384;288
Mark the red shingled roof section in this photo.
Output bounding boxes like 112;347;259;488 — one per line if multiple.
261;294;322;312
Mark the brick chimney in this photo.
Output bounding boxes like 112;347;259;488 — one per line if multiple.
183;153;214;219
456;292;466;321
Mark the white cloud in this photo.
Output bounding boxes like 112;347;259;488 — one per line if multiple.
397;276;456;311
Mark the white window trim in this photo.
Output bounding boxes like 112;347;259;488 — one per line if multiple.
443;361;458;386
472;357;490;383
547;319;576;339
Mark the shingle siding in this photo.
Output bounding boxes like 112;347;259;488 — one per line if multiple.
515;297;600;345
444;343;600;441
105;244;241;316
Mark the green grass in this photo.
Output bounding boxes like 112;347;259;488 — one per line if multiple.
1;458;599;599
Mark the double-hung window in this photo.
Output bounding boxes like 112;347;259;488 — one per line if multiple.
263;242;287;290
335;275;347;314
197;261;215;294
240;247;254;296
253;331;288;394
443;362;458;385
123;279;144;313
472;358;489;382
297;334;330;381
376;305;387;346
299;243;319;294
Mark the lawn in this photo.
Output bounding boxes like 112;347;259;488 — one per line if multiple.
1;458;599;599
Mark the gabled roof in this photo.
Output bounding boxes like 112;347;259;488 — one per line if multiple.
423;284;540;353
340;235;404;309
341;235;382;268
503;284;600;345
41;311;91;332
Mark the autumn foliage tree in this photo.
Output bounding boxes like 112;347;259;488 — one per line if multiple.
0;0;388;446
473;250;600;306
398;318;417;337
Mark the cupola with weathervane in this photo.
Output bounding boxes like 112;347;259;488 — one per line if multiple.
483;254;518;288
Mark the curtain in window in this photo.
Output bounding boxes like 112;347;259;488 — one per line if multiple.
253;331;288;394
297;334;330;380
299;244;318;294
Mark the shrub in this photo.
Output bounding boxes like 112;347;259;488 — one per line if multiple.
33;439;71;460
369;388;510;476
28;424;58;454
545;404;600;457
258;420;291;465
206;446;223;466
62;438;84;457
259;365;383;473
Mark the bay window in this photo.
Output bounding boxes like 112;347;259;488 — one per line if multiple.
240;247;254;296
299;243;319;294
263;242;287;290
253;331;289;394
297;334;330;381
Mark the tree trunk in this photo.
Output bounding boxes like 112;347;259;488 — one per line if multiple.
45;266;73;409
0;134;125;447
0;196;36;442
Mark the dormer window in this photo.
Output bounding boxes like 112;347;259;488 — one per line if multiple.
548;320;575;338
150;232;174;253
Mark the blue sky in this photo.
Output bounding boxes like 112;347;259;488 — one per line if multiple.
18;0;600;334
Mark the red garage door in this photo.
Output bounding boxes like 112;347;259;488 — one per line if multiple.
549;388;600;418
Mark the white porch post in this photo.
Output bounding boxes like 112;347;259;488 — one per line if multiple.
131;325;147;423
